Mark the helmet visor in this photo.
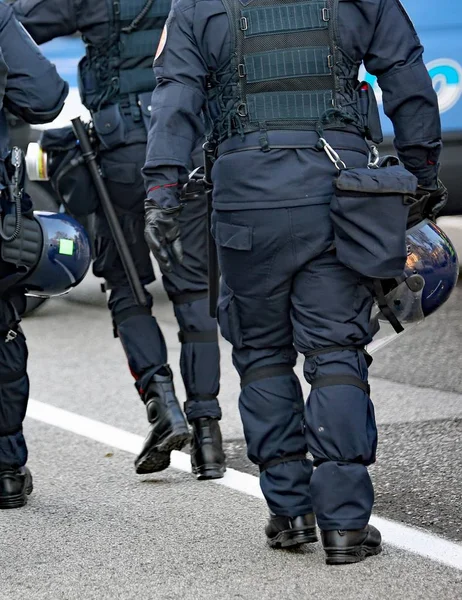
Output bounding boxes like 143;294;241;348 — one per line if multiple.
367;279;425;354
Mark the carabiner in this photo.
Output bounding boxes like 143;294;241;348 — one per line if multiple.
318;138;346;170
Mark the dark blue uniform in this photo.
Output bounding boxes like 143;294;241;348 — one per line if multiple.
0;1;67;476
142;0;441;538
13;0;222;425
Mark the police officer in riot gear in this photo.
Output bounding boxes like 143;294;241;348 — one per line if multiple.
142;0;446;564
0;2;68;508
13;0;226;479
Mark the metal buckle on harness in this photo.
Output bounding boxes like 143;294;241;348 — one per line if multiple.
368;144;380;168
237;103;248;117
5;330;17;343
317;137;346;170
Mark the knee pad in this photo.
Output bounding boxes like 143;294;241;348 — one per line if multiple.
171;293;220;400
239;371;306;467
305;387;377;467
171;292;216;335
108;285;154;339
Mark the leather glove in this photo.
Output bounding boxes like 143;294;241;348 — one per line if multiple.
144;199;183;272
416;179;448;221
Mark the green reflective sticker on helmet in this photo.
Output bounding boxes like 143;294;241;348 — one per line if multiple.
59;239;74;256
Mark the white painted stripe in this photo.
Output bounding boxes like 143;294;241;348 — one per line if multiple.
26;399;462;571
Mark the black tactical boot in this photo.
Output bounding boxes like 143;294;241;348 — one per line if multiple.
190;418;226;480
265;513;318;548
321;525;382;565
135;368;191;474
0;466;33;509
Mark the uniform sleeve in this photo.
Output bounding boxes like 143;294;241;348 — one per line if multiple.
364;0;441;187
0;4;68;124
142;2;208;208
11;0;77;43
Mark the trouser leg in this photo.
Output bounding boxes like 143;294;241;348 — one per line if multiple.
93;144;170;396
171;293;221;422
108;285;169;394
213;208;313;516
0;294;29;469
291;248;376;530
237;348;313;517
162;197;221;422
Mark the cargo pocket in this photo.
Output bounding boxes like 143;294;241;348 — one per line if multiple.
92;236;118;279
214;221;252;349
217;280;243;349
93;104;126;150
330;165;418;278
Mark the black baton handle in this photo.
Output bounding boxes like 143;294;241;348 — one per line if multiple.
71;118;147;307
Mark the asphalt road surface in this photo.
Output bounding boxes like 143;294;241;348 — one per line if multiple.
1;267;461;599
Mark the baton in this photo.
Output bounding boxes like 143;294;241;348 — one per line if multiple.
71;117;147;307
203;142;219;318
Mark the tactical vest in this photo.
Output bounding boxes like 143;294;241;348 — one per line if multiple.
209;0;361;146
78;0;171;112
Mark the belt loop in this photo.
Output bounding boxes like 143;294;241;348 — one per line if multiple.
258;124;270;152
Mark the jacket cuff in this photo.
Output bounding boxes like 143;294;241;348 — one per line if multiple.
146;182;181;209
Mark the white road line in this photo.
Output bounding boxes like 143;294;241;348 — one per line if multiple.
27;399;462;571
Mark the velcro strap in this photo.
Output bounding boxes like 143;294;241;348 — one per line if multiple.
178;330;218;344
0;425;23;437
185;394;217;402
242;2;328;37
311;375;370;395
247;90;333;122
113;306;152;327
170;291;208;305
240;363;294;389
259;453;308;473
245;46;330;83
0;368;27;384
305;345;373;367
373;279;404;334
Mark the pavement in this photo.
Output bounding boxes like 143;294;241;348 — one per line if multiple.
0;257;461;598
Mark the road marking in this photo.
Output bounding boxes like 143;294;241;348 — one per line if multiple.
27;399;462;571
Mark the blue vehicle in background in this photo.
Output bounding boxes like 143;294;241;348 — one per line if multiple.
364;0;462;214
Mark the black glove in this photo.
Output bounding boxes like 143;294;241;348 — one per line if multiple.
416;179;448;221
144;200;183;272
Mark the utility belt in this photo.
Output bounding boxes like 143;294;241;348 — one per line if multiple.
216;127;370;158
91;91;152;150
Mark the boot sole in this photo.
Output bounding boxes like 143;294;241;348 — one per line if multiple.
324;544;383;565
0;479;33;510
268;528;318;549
135;431;191;474
193;464;226;481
